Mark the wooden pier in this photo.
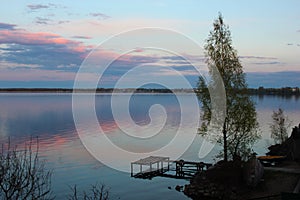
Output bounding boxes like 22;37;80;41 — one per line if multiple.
174;159;212;178
131;156;212;179
131;156;170;178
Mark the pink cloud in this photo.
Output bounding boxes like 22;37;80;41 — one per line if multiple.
132;48;142;53
0;29;89;53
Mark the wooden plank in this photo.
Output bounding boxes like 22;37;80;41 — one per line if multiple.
132;156;169;165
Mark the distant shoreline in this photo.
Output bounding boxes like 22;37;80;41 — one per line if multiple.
0;87;299;96
0;88;190;93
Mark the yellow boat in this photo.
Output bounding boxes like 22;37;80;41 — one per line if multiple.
257;155;286;162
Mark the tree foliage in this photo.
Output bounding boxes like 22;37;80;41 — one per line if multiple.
197;13;260;161
270;108;290;144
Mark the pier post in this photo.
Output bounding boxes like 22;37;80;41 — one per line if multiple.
131;163;133;177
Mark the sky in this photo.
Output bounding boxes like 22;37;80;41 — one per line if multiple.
0;0;299;88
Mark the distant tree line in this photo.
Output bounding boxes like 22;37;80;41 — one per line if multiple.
0;88;191;93
0;87;299;95
247;87;300;96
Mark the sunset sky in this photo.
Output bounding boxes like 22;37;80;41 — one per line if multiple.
0;0;299;88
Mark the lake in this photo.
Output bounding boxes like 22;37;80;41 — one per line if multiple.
0;93;299;199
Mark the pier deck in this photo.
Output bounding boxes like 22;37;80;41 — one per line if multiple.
131;156;170;178
131;156;212;179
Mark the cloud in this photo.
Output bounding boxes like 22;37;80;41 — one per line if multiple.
76;48;201;87
94;52;204;88
72;35;92;39
161;54;205;65
0;68;92;81
239;55;291;72
0;25;92;72
89;12;111;20
152;68;198;76
161;56;185;61
0;61;40;70
297;30;300;32
1;44;84;71
1;24;195;82
27;4;50;10
0;22;204;86
97;53;160;78
35;17;52;25
42;18;188;43
239;56;277;60
27;4;68;25
34;17;70;25
34;18;69;25
246;71;300;88
251;61;282;65
0;22;17;30
0;45;26;52
27;3;67;12
287;43;293;46
58;20;70;24
0;29;85;48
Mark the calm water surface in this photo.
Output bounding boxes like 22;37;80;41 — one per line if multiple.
0;93;299;199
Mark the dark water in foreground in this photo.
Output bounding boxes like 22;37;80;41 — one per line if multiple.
0;93;299;199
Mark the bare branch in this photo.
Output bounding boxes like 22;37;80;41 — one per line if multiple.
0;138;53;200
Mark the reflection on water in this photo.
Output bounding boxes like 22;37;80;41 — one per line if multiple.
98;94;182;153
252;95;300;154
0;93;299;199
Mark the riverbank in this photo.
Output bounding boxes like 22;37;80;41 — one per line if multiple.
241;169;299;199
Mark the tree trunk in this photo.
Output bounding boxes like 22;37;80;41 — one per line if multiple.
223;122;228;162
